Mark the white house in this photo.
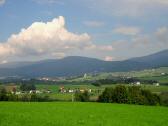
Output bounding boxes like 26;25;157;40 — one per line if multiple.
88;89;92;93
135;82;141;85
68;90;74;93
36;90;42;94
161;73;165;75
154;83;160;87
16;91;21;95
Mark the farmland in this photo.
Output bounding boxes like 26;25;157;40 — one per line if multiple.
0;102;168;126
2;83;168;101
35;84;168;101
69;67;168;83
1;67;168;101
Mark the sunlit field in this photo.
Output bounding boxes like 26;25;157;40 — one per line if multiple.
0;102;168;126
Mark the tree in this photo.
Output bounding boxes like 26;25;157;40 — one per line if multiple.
75;91;90;102
113;85;128;103
98;87;113;103
160;92;168;106
141;89;160;105
98;85;160;106
8;93;18;101
20;84;36;91
128;86;143;104
0;87;8;101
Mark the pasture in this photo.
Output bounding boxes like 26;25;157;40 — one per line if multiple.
0;102;168;126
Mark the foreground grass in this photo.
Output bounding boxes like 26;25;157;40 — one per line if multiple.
0;102;168;126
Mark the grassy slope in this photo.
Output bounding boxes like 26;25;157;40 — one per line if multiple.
70;67;168;83
0;102;168;126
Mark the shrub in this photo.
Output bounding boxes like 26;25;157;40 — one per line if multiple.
7;93;18;101
75;91;90;102
160;92;168;106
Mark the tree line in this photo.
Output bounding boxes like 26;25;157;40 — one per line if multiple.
0;84;51;102
98;85;168;106
1;84;168;106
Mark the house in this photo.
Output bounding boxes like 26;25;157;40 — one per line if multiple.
16;92;21;95
46;90;51;93
80;89;85;93
59;86;67;93
84;73;87;78
132;82;141;86
29;90;36;94
136;82;141;85
161;73;166;75
36;90;42;94
88;89;92;93
154;83;160;87
68;90;74;93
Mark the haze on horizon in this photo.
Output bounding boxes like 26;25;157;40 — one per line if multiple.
0;0;168;63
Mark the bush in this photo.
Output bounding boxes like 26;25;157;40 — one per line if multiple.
75;91;90;102
160;92;168;106
7;93;18;101
98;85;128;103
141;89;160;105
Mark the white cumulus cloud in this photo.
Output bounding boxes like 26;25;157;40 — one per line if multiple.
0;16;113;61
0;16;91;58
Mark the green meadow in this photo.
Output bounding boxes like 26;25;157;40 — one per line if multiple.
0;102;168;126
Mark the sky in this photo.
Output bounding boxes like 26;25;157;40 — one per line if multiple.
0;0;168;62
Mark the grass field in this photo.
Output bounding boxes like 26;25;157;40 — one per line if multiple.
0;102;168;126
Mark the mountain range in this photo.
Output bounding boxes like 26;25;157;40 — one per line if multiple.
0;49;168;77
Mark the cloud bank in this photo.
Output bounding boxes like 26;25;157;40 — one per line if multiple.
111;26;168;60
83;0;168;17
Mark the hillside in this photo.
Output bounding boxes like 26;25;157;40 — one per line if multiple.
0;49;167;77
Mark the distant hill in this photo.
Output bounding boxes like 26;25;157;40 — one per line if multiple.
0;49;167;77
0;61;34;69
130;49;168;67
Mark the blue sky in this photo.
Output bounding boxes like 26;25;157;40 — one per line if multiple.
0;0;168;62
